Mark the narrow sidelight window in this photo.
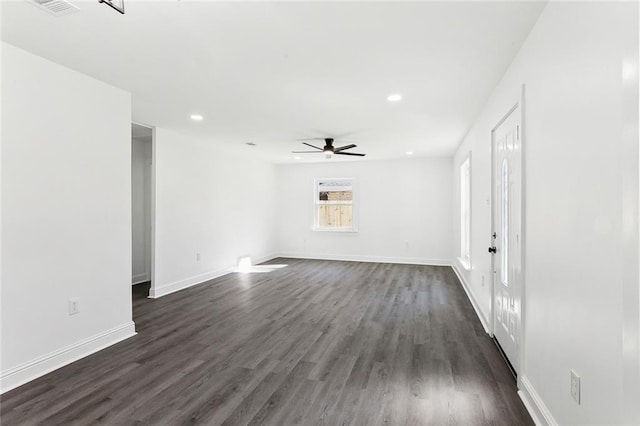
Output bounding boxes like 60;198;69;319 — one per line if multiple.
459;156;471;268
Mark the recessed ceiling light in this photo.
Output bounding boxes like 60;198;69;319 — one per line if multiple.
245;142;256;146
294;156;301;160
406;151;414;155
387;94;402;102
190;114;203;121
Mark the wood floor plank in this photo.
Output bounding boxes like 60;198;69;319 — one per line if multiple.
245;360;316;425
0;259;533;425
219;370;292;426
298;354;358;425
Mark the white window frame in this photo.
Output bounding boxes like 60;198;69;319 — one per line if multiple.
313;177;358;233
458;155;471;269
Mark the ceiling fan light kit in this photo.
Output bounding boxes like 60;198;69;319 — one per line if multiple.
292;138;366;158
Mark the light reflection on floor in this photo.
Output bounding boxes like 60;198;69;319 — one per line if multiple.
234;264;288;273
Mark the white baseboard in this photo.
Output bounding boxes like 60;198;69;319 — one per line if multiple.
132;273;149;285
277;252;450;266
149;267;235;298
518;375;558;426
149;253;280;299
0;321;136;394
451;263;491;334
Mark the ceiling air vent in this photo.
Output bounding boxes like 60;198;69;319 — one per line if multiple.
26;0;80;17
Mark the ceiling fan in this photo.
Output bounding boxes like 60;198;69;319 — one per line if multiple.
293;138;366;157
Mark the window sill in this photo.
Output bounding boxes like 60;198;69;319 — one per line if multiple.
457;257;471;271
313;227;359;234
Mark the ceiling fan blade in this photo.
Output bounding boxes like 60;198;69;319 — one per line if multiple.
302;142;323;150
334;144;357;152
292;151;321;153
335;151;366;157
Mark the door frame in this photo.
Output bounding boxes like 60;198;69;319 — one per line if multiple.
131;120;156;292
489;84;526;376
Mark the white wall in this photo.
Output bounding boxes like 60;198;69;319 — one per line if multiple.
0;7;4;387
131;137;152;284
0;43;135;392
151;129;278;298
451;3;639;425
276;157;452;265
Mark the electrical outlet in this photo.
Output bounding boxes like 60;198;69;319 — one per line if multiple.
69;298;80;316
570;370;581;404
196;252;201;261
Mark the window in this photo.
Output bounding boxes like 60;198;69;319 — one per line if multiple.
459;156;471;269
501;159;509;285
314;178;357;232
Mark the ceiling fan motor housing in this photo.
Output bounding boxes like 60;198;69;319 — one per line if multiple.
323;138;335;152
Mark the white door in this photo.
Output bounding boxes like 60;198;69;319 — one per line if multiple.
491;105;522;374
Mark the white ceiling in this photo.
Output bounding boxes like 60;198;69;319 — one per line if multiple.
1;0;546;163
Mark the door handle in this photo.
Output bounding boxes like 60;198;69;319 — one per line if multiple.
488;246;497;254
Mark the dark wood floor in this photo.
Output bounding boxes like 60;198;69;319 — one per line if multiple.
1;258;533;425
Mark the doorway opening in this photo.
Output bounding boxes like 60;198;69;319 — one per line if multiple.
131;122;153;300
490;89;524;376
